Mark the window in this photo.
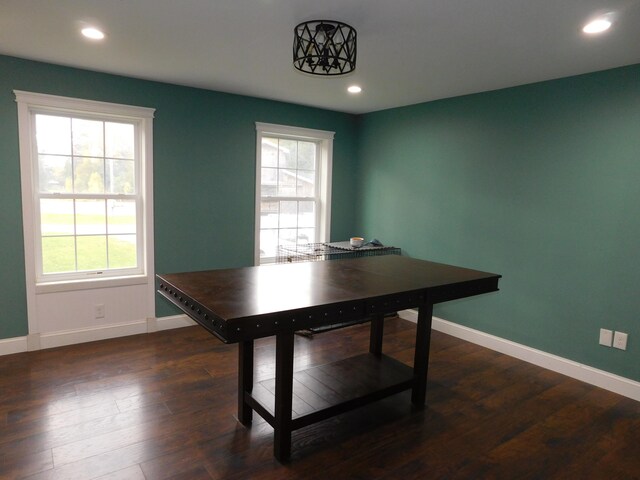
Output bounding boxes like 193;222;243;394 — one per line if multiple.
15;91;154;289
255;123;333;264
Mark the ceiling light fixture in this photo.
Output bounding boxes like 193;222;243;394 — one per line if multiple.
81;27;105;40
293;20;356;75
582;17;612;34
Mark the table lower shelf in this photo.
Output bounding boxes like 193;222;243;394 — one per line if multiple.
245;353;414;431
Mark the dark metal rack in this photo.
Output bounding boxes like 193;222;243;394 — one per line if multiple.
276;241;401;335
276;241;400;264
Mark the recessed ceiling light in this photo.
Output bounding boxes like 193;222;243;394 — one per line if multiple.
582;17;612;34
347;85;362;94
81;27;105;40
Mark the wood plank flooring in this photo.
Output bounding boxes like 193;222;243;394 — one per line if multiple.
1;317;639;479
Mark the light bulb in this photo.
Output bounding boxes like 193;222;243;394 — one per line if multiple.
582;18;612;34
81;27;105;40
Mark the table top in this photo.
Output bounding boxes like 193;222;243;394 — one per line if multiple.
157;256;501;343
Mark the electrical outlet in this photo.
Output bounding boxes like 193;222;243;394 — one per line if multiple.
613;331;628;351
599;328;613;347
94;304;105;319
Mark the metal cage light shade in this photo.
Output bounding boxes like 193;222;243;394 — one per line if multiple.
293;20;357;75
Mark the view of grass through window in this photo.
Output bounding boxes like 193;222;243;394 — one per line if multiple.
36;113;139;275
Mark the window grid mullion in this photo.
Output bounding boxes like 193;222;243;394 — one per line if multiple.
296;199;300;243
315;142;321;243
261;195;316;201
72;198;78;272
70;117;76;194
277;199;282;247
104;198;110;270
102;121;109;270
102;121;108;194
40;193;137;200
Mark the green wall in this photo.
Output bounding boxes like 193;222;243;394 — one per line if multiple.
2;53;638;383
357;64;640;381
0;54;359;334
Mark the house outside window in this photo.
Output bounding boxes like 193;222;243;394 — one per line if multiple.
255;123;333;264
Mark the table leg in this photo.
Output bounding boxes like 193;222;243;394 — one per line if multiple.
238;339;254;425
274;332;295;462
369;313;384;355
411;303;434;406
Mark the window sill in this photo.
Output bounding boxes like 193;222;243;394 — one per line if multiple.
35;274;150;294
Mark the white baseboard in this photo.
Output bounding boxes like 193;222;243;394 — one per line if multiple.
38;320;150;349
0;314;196;355
157;314;196;331
398;309;640;402
0;336;28;355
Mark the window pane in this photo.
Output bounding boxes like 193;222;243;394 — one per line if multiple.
36;115;71;155
106;159;135;194
76;199;106;235
261;167;278;196
277;169;297;196
279;228;297;246
108;235;137;268
298;141;316;170
278;139;297;168
297;228;314;244
38;155;72;193
297;169;315;197
261;138;278;167
298;201;315;228
42;236;76;273
77;236;107;271
72;118;104;157
107;200;136;234
40;199;74;236
260;229;278;259
279;201;297;228
74;157;105;193
260;201;279;229
105;122;134;159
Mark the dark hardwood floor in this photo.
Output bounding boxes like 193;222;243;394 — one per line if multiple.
1;317;639;479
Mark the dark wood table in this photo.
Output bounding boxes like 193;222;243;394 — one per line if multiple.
157;255;501;461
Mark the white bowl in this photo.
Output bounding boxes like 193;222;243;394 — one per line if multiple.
350;237;364;248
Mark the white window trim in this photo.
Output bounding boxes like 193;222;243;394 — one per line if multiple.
14;90;155;296
255;122;334;265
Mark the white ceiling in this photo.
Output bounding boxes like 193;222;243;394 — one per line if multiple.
1;0;639;114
